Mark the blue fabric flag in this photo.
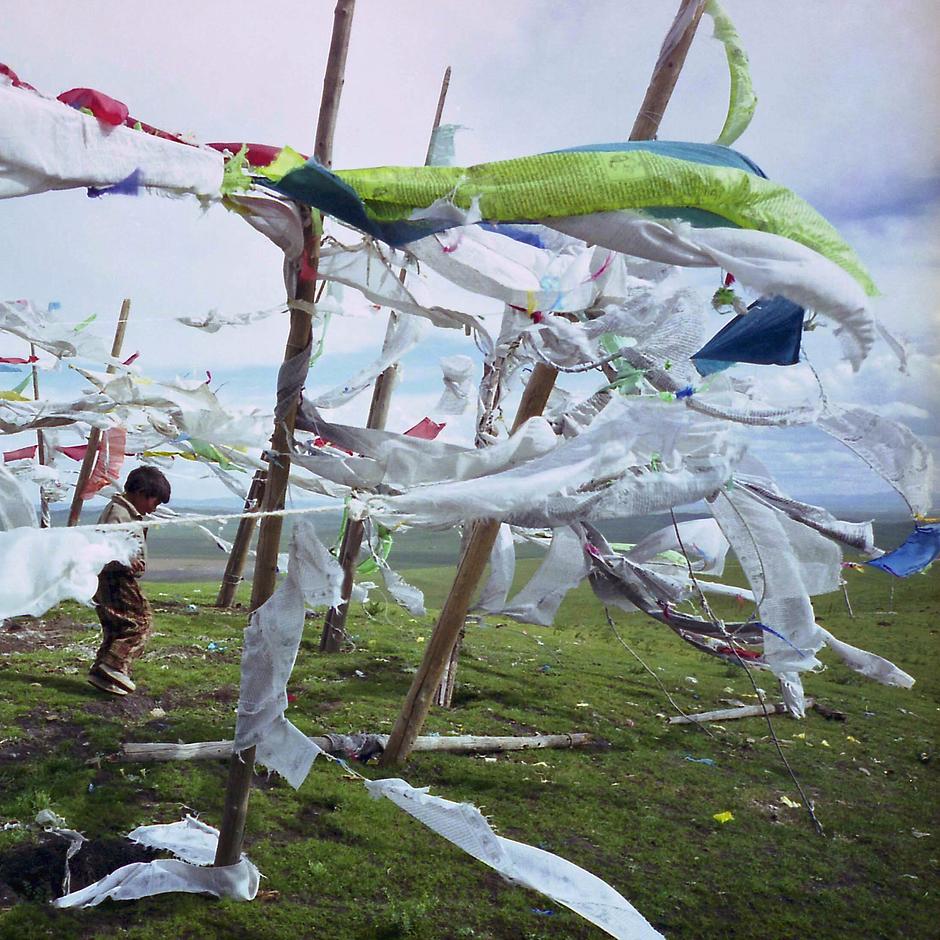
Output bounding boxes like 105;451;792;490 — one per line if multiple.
866;524;940;577
692;295;805;376
87;168;142;198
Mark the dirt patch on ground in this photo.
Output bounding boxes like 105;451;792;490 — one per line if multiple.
0;834;159;904
0;714;94;767
0;613;91;655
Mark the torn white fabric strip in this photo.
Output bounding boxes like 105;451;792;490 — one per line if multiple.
53;815;260;907
366;778;663;940
492;527;590;627
0;464;38;530
818;405;933;517
311;313;425;410
0;526;136;618
0;300;119;363
53;860;258;908
476;523;515;613
316;241;492;349
547;213;875;369
709;487;828;675
435;354;476;415
292;407;558;493
819;628;915;688
378;561;426;617
370;401;740;529
626;518;729;575
233;518;342;787
0;83;222;199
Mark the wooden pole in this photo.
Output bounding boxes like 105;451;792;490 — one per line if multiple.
214;0;357;869
629;0;707;142
320;66;453;652
66;298;131;526
29;343;50;528
123;731;593;763
214;469;266;607
379;0;708;767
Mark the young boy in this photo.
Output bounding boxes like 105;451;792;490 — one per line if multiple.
88;466;171;696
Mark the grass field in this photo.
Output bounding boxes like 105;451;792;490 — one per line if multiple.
0;547;936;939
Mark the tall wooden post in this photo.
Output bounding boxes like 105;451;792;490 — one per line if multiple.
213;0;357;869
215;469;266;607
379;0;708;766
66;297;131;526
320;66;453;652
29;343;50;528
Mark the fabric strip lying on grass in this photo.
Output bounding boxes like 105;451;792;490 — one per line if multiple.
367;778;663;940
54;816;259;907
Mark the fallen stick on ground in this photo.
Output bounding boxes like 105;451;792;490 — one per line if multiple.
121;732;593;763
669;699;816;725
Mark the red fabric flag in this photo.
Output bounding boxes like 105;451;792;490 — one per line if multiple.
403;417;446;440
57;445;88;461
80;428;127;499
3;445;37;462
0;355;38;365
57;88;129;126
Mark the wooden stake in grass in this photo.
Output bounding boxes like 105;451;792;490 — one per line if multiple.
213;0;357;869
66;297;132;526
379;0;709;767
320;65;452;653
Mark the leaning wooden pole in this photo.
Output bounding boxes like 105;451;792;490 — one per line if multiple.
66;297;131;526
320;65;452;652
213;0;356;869
379;0;708;767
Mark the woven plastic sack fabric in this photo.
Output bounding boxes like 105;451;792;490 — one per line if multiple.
265;143;873;296
366;778;663;939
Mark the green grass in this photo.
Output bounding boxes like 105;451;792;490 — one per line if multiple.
0;562;937;939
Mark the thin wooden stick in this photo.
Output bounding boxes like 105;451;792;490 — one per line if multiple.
66;298;131;526
379;0;707;767
214;0;357;869
321;66;453;652
122;732;592;763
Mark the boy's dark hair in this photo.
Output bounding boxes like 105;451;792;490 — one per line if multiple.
125;466;171;504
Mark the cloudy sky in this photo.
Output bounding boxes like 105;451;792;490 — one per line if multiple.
1;0;938;509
